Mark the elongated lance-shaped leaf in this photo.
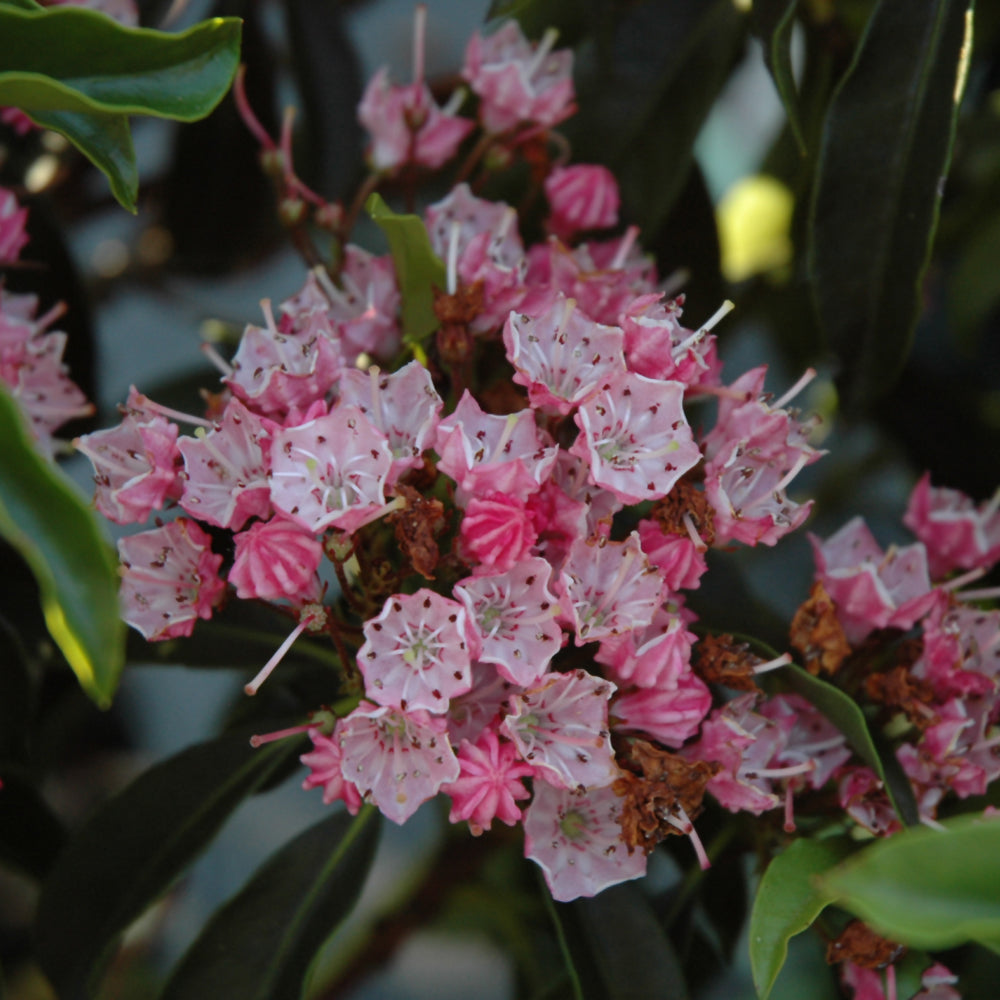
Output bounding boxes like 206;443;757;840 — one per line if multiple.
820;813;1000;951
366;192;446;346
784;664;919;827
0;385;124;708
34;732;304;999
751;0;807;154
161;808;380;1000
0;7;241;119
749;837;852;999
807;0;974;412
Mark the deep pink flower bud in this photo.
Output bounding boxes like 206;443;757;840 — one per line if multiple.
459;492;537;573
545;165;620;240
229;516;322;602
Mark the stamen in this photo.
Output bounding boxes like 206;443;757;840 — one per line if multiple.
447;221;461;295
750;761;814;780
665;804;711;870
959;586;1000;602
250;722;313;748
609;225;639;271
697;300;735;336
35;300;68;331
683;512;707;552
200;341;233;377
773;451;809;495
526;27;559;81
135;396;213;429
752;652;792;675
412;4;427;85
772;367;817;411
941;566;986;591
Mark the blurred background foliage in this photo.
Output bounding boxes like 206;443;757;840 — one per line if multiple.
1;0;999;997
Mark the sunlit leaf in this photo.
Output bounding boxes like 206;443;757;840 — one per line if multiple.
808;0;974;411
161;808;379;1000
820;813;1000;951
366;192;446;346
34;732;303;998
749;837;851;999
0;385;124;708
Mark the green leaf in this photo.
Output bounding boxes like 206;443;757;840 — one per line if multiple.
566;0;746;237
28;106;139;212
161;808;379;1000
821;813;1000;951
549;882;688;1000
784;665;919;826
34;732;303;999
749;838;851;1000
807;0;974;412
750;0;807;155
0;385;124;708
366;192;446;347
0;8;242;119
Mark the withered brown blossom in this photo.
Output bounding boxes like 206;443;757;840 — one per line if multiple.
614;739;720;854
864;658;936;729
388;483;447;580
826;919;906;970
692;633;765;692
649;478;716;548
789;580;852;676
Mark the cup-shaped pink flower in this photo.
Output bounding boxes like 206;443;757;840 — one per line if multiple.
337;702;460;824
75;413;181;524
463;22;575;135
359;589;476;713
229;516;322;602
501;669;619;790
454;556;563;687
570;371;701;505
270;405;393;535
523;782;646;902
118;518;226;641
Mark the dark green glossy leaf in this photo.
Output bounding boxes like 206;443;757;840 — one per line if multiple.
807;0;973;411
566;0;746;237
366;192;446;347
784;665;919;826
0;7;242;120
35;732;303;999
26;105;138;212
553;882;688;1000
0;385;124;709
821;813;1000;950
749;837;851;999
161;808;379;1000
751;0;807;154
0;774;66;880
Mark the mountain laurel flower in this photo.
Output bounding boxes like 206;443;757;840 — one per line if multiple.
118;518;226;641
453;556;563;687
501;668;619;790
177;398;272;531
570;372;701;505
903;471;1000;579
337;701;460;824
558;532;662;644
523;782;647;902
463;21;575;135
544;164;620;240
270;404;394;535
358;589;477;713
503;294;626;415
74;413;181;525
443;727;535;834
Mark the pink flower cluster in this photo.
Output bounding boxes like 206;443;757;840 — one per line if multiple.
74;18;999;953
0;187;93;456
